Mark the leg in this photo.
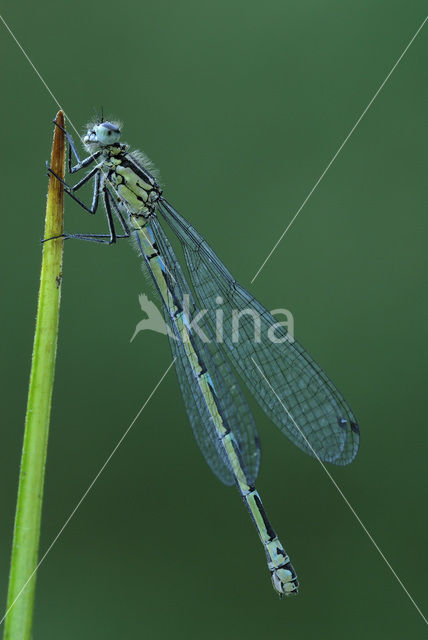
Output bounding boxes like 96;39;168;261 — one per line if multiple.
102;189;132;243
46;165;101;214
103;188;118;244
44;122;129;245
44;234;122;244
43;188;130;245
52;120;101;173
105;189;131;236
47;163;99;193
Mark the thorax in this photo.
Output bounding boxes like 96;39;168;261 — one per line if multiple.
100;145;161;216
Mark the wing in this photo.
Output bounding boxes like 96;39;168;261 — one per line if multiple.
141;216;261;485
158;198;359;465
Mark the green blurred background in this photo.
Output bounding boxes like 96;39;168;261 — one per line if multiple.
1;2;427;638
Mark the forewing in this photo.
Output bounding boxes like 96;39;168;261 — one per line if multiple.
144;217;261;485
158;198;359;465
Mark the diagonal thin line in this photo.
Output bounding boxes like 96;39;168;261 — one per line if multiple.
0;358;176;628
251;357;427;625
0;17;179;625
0;13;81;139
251;15;428;284
0;13;175;283
2;5;426;625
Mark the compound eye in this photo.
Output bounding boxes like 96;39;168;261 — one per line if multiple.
96;122;121;145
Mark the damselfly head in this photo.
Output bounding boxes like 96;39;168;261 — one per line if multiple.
83;121;121;148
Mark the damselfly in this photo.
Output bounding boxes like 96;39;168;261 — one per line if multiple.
47;117;359;596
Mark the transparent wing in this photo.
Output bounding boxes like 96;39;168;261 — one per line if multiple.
143;217;261;485
167;329;234;485
158;198;359;465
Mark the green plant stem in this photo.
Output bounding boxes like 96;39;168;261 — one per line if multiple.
3;111;65;640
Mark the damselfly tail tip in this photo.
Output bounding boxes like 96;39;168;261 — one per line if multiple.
271;566;299;597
